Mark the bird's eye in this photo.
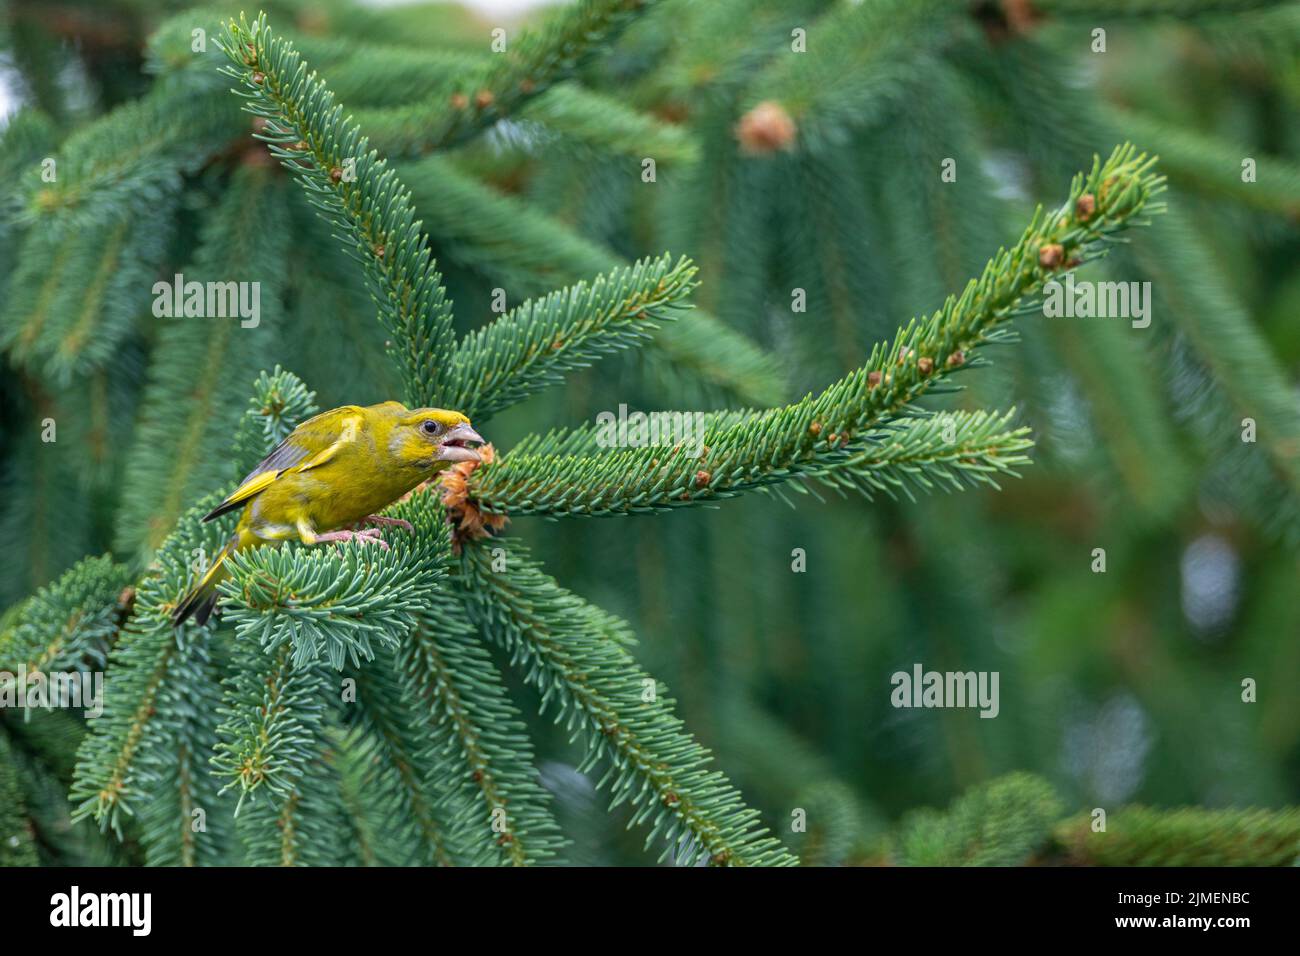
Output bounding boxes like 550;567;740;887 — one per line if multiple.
421;420;442;437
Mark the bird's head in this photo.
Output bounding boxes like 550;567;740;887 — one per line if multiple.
389;406;484;471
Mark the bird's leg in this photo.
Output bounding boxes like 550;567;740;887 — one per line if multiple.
357;515;415;533
313;529;391;551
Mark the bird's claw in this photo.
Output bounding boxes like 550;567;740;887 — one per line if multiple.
359;515;415;533
316;528;391;551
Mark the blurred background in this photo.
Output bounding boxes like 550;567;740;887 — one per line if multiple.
1;0;1298;864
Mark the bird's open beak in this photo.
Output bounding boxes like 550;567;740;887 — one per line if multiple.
438;422;484;463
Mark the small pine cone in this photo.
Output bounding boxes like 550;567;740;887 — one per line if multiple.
946;350;966;369
694;470;711;489
809;421;822;436
918;356;934;375
1075;193;1097;221
329;166;343;183
251;72;265;85
867;370;882;388
736;101;797;154
474;90;495;110
450;92;469;110
1038;243;1065;269
291;140;309;153
373;244;386;258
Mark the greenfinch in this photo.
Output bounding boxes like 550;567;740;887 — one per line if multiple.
172;401;483;626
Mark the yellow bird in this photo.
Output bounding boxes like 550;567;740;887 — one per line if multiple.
172;401;483;627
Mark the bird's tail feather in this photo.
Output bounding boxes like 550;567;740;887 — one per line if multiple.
172;538;236;627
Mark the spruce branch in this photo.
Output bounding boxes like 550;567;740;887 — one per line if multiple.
981;35;1300;538
212;636;333;809
0;732;39;866
9;80;240;230
399;596;567;866
216;13;457;406
135;632;232;866
150;10;480;109
2;709;123;865
113;168;288;559
230;366;321;480
217;484;565;863
1031;0;1286;18
2;204;174;384
71;369;318;840
331;726;386;866
790;781;867;866
356;495;565;865
315;45;484;109
70;498;232;835
492;407;1033;504
441;253;699;422
1114;107;1300;215
1133;207;1300;505
402;156;784;406
637;0;818;105
457;537;798;866
459;146;1162;518
327;726;389;865
741;0;963;153
234;730;352;866
219;546;425;671
220;13;784;411
343;646;480;866
714;696;882;862
1054;806;1300;866
354;0;661;155
0;381;106;609
1043;315;1189;518
403;154;622;294
0;554;132;675
894;773;1064;866
506;83;700;163
817;409;1033;501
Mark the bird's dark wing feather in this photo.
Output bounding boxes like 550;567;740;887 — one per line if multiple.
202;406;365;521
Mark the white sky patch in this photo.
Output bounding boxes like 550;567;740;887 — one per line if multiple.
0;55;20;125
1180;533;1240;638
369;0;558;17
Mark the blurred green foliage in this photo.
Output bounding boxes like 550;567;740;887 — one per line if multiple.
0;0;1297;864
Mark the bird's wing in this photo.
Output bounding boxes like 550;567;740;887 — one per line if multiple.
202;406;366;521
